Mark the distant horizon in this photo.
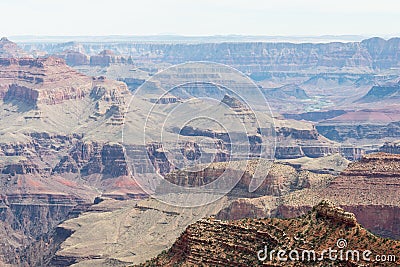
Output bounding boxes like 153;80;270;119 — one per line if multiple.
6;34;400;44
1;0;399;38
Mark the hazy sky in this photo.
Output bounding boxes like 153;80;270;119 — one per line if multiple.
1;0;400;37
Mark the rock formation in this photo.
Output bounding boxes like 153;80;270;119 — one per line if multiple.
1;37;399;267
58;38;400;71
0;37;32;58
90;50;127;67
0;43;140;265
164;160;332;198
57;50;90;66
357;81;400;103
380;140;400;154
222;153;400;240
0;57;92;105
53;141;129;178
139;201;400;266
317;120;400;142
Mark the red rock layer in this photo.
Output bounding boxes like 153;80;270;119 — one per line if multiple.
0;57;92;104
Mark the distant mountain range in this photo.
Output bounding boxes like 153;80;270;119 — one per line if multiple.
10;34;370;43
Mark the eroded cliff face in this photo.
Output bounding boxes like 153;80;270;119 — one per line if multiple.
54;141;129;178
316;121;400;142
380;140;400;154
0;55;128;109
0;197;83;266
58;50;89;66
90;50;129;67
174;120;359;160
27;37;400;72
0;139;149;265
1;38;398;266
357;81;400;103
216;196;278;221
164;160;333;199
0;57;93;105
141;201;400;267
277;204;400;241
233;153;400;240
0;132;147;265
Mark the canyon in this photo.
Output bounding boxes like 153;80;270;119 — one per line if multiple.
19;36;400;148
0;37;399;266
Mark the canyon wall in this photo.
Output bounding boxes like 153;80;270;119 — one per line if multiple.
23;37;400;72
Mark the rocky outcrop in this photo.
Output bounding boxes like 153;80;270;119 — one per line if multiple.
141;201;400;267
275;146;362;160
0;190;91;266
0;57;92;105
53;141;129;178
89;76;129;124
176;123;347;160
314;200;357;227
0;131;147;264
380;140;400;154
272;121;365;159
214;153;400;240
90;50;128;67
0;43;129;108
317;121;400;142
176;126;230;143
216;196;278;220
275;146;304;159
357;81;400;103
280;153;400;239
339;146;364;161
0;37;32;58
301;146;338;158
56;50;89;66
101;143;129;177
264;84;309;100
276;126;319;140
2;160;40;175
118;78;146;91
165;161;332;198
220;94;247;109
0;133;146;265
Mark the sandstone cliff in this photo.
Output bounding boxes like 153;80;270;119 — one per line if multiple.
0;57;92;105
242;153;400;240
139;200;400;266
